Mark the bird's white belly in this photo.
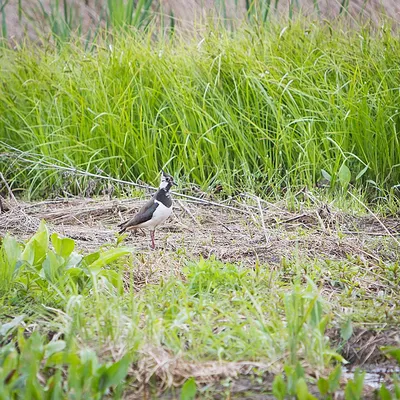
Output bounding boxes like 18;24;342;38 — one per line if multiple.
137;201;172;229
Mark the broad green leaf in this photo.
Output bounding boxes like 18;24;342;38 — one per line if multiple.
296;378;317;400
340;319;353;341
28;220;49;250
344;369;365;400
310;299;323;327
66;267;86;278
295;362;305;379
181;377;197;400
96;364;110;392
46;351;73;367
324;350;347;363
338;163;351;187
22;220;49;267
42;251;64;282
272;374;286;400
321;169;332;181
80;348;99;372
379;384;392;400
98;270;123;293
395;378;400;398
1;345;18;378
10;374;28;390
382;347;400;364
46;371;63;399
17;327;26;353
44;341;66;359
25;374;45;400
2;234;22;273
51;233;75;258
328;365;342;392
85;247;132;273
317;377;329;395
0;315;25;337
82;252;100;267
65;252;82;269
355;164;369;181
101;355;130;389
45;352;65;368
317;314;331;335
20;240;36;266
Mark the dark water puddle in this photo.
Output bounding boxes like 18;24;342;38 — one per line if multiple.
344;366;400;389
155;366;400;399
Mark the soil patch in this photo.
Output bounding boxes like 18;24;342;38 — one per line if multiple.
1;195;399;265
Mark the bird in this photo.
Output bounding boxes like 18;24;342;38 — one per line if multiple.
118;170;177;249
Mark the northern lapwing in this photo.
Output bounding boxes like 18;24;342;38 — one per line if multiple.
118;171;176;249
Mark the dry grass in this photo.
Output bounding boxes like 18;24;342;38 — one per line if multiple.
1;194;399;266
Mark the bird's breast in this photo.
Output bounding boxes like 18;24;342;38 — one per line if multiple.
150;200;172;227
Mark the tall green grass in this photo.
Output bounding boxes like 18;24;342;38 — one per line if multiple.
1;20;400;198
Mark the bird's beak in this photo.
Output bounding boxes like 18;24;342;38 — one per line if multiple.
172;181;178;186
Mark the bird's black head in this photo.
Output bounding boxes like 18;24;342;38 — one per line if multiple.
160;170;176;190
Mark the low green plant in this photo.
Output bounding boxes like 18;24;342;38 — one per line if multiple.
316;365;342;398
344;369;365;400
0;225;399;397
284;280;343;368
0;331;130;399
180;377;197;400
272;364;370;400
0;220;131;312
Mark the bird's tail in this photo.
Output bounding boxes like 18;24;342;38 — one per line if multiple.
118;221;127;234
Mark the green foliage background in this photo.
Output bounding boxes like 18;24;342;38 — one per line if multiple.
1;19;400;198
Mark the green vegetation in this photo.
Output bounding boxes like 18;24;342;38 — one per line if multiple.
1;19;400;200
1;3;400;397
1;223;400;398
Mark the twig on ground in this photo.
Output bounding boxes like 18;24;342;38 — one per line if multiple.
176;200;201;227
348;192;400;247
0;144;251;215
256;196;269;245
242;192;286;212
0;172;18;205
276;214;308;225
341;230;400;236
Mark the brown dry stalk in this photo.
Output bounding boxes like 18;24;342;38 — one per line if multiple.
348;192;400;247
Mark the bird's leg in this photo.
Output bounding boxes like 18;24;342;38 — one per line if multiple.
150;230;155;249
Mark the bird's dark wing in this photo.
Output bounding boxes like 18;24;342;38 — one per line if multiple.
118;197;159;233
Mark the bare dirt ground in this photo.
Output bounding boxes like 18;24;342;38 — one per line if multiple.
1;192;399;295
1;194;399;266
